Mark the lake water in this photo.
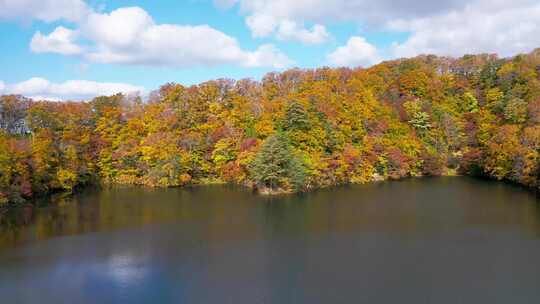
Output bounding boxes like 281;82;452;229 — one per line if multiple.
1;177;540;303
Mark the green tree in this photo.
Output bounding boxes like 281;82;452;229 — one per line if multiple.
284;101;310;131
249;134;306;192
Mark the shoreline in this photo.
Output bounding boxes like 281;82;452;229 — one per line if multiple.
3;169;540;211
0;172;475;211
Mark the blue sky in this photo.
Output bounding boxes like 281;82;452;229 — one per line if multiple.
0;0;539;100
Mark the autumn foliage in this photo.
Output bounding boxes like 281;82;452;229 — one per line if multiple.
3;49;540;204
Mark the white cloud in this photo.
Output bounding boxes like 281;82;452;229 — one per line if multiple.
244;44;292;68
275;21;329;44
82;7;154;51
2;77;145;101
31;6;291;69
217;0;470;44
327;36;382;67
0;81;5;92
245;13;277;37
26;96;63;102
245;13;329;44
30;26;83;55
390;0;540;58
220;0;540;58
17;0;540;70
0;0;90;23
10;77;50;95
221;0;471;26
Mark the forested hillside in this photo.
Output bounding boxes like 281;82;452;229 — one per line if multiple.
2;50;540;204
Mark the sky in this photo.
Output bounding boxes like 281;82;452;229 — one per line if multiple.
0;0;539;101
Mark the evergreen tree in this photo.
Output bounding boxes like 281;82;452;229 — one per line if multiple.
284;101;310;131
249;134;306;192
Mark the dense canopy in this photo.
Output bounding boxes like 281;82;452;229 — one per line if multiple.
2;49;540;204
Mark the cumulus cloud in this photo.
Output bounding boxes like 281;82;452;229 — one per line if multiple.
245;14;329;44
1;77;145;101
0;81;5;92
275;21;329;44
243;44;292;68
390;0;540;58
16;0;540;70
216;0;469;44
220;0;540;58
30;6;291;69
30;26;83;55
219;0;470;26
80;7;291;68
327;37;382;67
0;0;90;23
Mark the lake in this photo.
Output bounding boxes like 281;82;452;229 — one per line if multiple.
1;177;540;303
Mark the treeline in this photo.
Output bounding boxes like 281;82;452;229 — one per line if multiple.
2;49;540;204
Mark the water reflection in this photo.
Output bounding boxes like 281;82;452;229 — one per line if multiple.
1;177;540;303
106;253;148;289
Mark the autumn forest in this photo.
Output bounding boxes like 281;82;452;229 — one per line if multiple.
2;50;540;205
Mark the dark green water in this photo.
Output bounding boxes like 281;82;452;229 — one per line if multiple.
1;177;540;304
